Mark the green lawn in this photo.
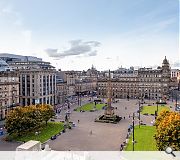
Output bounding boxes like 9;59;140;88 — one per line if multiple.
125;126;157;151
75;102;106;111
141;105;170;115
9;122;64;143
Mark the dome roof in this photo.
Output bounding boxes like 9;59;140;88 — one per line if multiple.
163;56;169;64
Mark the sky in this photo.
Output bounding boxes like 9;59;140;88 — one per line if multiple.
0;0;179;71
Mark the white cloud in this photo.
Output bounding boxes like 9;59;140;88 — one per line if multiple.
45;40;101;59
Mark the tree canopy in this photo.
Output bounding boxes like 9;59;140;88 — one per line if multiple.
5;104;55;135
155;110;180;151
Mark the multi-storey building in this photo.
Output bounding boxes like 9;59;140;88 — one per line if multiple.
0;71;19;120
97;57;171;101
56;82;67;104
0;54;56;106
75;79;97;95
171;69;180;78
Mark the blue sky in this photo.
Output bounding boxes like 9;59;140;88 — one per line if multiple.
0;0;179;70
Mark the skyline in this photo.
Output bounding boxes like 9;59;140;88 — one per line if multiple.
0;0;179;70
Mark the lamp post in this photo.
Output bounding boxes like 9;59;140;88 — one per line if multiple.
35;131;40;141
175;76;179;110
132;112;135;151
128;112;138;151
149;92;150;105
155;97;159;119
178;76;180;91
127;90;129;101
138;100;141;128
80;92;81;106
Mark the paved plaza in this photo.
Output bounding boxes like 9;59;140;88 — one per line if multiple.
47;99;155;151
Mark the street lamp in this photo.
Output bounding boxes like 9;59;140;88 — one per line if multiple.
178;76;180;91
132;112;136;151
127;90;129;101
35;131;40;141
129;112;139;151
175;76;180;112
138;100;141;128
155;97;159;119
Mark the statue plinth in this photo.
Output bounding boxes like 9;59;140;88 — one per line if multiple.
95;70;122;124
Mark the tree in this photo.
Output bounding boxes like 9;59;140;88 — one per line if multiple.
155;111;180;151
155;110;170;127
5;104;54;135
5;107;24;135
5;106;42;135
37;104;55;125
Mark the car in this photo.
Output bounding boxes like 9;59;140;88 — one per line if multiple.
51;135;56;140
175;106;180;111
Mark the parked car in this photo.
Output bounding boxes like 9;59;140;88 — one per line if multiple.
51;135;56;140
175;106;180;111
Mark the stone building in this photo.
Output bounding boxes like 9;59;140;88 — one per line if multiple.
97;57;171;101
171;69;180;78
75;79;97;95
56;82;67;104
0;71;19;120
18;68;56;106
1;54;56;106
56;67;98;105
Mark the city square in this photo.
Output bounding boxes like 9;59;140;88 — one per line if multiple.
48;99;154;151
0;98;156;151
0;1;179;159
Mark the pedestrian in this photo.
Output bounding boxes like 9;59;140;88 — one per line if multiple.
78;119;80;123
120;144;123;151
129;115;130;118
124;116;125;119
126;134;129;139
119;145;122;151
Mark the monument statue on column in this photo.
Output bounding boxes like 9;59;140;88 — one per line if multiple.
95;70;121;123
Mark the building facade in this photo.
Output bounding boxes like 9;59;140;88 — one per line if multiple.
56;82;67;104
19;69;56;106
1;54;57;106
0;71;19;120
97;57;171;101
171;69;180;78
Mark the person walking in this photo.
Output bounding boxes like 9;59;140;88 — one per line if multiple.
78;119;80;123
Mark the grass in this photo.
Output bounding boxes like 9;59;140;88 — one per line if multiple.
125;125;157;151
141;105;170;115
8;122;64;143
75;102;106;111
